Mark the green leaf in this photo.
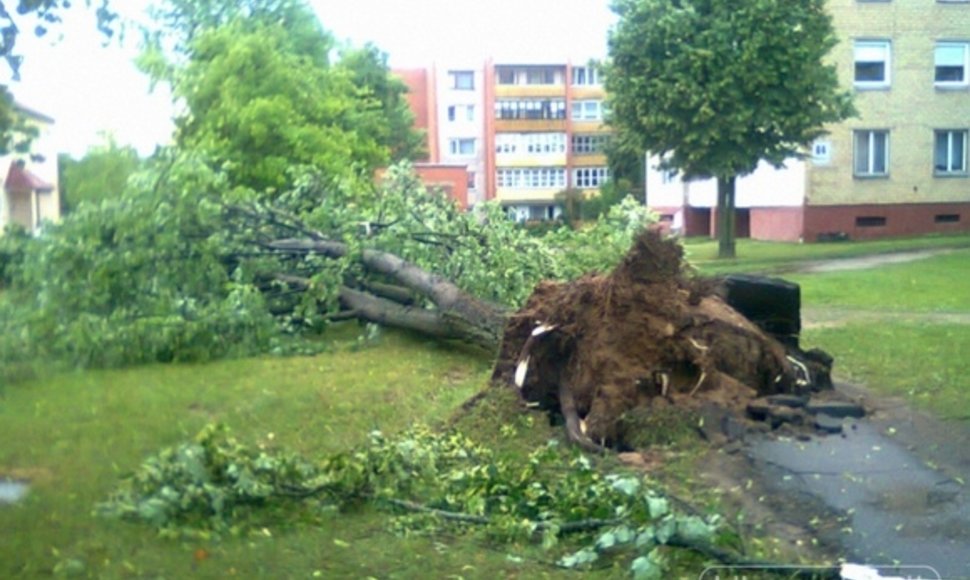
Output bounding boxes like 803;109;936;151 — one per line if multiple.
630;550;664;580
676;515;714;544
646;494;669;518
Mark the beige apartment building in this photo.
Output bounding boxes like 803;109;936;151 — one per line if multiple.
648;0;970;241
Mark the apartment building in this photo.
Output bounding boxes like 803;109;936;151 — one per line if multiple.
646;0;970;241
396;59;611;220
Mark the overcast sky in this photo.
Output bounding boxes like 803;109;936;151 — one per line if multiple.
3;0;616;158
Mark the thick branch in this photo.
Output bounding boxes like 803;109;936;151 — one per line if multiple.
356;280;415;306
267;238;508;347
273;273;498;349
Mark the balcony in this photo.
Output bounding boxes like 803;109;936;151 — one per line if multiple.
495;119;568;132
495;84;566;98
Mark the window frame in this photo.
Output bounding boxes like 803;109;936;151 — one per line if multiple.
571;134;610;154
496;167;566;189
572;166;610;188
571;66;601;86
495;99;566;120
934;42;969;88
853;40;892;89
448;138;476;156
934;129;968;176
449;71;475;91
570;100;603;121
853;129;890;178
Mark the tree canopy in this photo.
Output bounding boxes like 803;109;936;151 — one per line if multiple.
0;0;652;381
0;153;653;379
60;137;142;210
607;0;854;257
137;1;421;196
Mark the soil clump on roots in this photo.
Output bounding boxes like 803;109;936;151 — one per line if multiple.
491;228;834;452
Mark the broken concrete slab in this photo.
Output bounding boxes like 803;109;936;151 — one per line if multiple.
806;400;866;419
814;413;844;434
766;394;809;408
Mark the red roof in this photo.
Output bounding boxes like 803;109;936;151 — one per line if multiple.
5;161;54;192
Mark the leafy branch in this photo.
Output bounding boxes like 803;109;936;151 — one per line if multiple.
98;423;770;578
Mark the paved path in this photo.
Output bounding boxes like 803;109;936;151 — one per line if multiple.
788;248;956;274
794;247;970;329
743;384;970;578
803;307;970;329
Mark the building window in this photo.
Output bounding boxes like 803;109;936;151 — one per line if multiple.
573;167;609;188
526;68;557;85
495;99;567;120
856;216;887;227
571;66;601;86
853;130;889;177
935;42;969;87
495;133;566;155
496;168;567;189
854;40;891;88
447;105;475;122
934;130;968;175
571;100;604;121
571;134;610;154
449;138;476;156
449;71;475;90
467;171;476;190
495;66;562;86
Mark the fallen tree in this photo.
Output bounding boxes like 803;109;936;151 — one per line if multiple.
3;160;831;450
244;211;832;451
491;229;831;451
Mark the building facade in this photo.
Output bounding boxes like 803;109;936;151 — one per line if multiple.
396;59;611;220
646;0;970;241
1;104;60;235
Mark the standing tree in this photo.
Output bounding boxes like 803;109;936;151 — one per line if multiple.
607;0;854;257
137;1;423;196
337;43;426;162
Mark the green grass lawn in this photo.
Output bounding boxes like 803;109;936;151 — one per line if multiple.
687;231;970;275
4;235;969;578
783;248;970;419
1;329;594;578
788;249;970;313
687;235;970;418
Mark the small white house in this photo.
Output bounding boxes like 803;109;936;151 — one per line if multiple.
1;103;60;234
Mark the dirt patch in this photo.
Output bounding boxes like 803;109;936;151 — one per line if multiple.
491;229;833;451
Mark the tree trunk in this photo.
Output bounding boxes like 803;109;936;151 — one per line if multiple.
716;176;737;259
266;239;510;350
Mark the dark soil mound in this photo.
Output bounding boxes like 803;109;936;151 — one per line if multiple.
491;228;831;451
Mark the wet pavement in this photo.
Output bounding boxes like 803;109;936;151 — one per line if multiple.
744;385;970;578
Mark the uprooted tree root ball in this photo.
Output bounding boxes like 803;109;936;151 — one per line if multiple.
491;228;831;452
